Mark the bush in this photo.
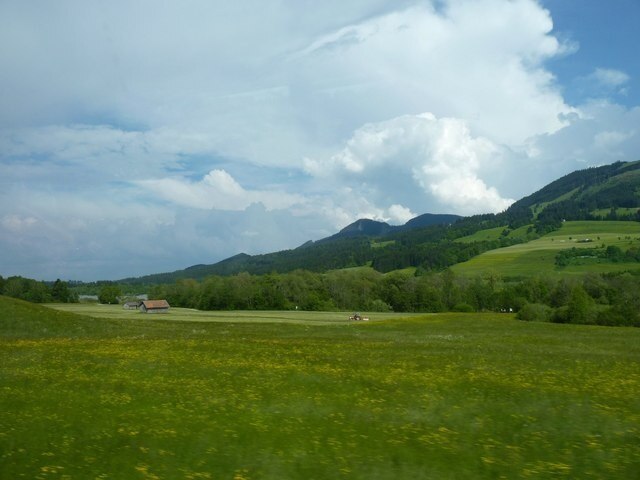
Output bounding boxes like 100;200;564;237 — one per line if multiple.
566;285;597;325
451;303;474;313
367;299;392;312
517;303;554;322
596;309;629;327
598;306;640;327
552;306;570;324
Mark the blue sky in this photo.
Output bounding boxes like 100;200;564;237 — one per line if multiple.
541;0;639;107
1;0;639;281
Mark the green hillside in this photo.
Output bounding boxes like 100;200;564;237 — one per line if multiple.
452;221;640;277
512;160;640;232
0;295;187;339
0;295;96;338
513;160;640;211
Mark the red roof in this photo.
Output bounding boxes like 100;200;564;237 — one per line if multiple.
141;300;170;309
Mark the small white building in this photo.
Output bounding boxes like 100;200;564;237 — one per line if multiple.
123;301;141;310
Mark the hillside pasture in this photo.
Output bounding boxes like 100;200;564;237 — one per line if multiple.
454;224;532;244
452;221;640;277
530;187;581;219
1;296;639;479
454;226;508;243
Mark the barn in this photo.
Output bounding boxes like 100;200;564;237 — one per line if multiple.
139;299;170;314
123;301;141;310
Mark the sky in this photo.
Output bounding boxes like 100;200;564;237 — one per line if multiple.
1;0;639;281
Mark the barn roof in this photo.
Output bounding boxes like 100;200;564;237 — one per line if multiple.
141;299;170;309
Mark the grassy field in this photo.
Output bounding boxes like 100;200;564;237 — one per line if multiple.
452;221;640;277
47;304;417;325
1;296;639;479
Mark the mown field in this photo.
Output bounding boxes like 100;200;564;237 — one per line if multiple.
47;304;416;325
1;296;639;479
452;221;640;277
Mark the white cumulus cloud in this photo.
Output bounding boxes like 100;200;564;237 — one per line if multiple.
306;113;514;215
137;169;306;212
292;0;573;146
387;204;416;224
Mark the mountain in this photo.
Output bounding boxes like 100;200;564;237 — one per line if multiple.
331;218;395;238
510;160;640;210
121;213;461;284
319;213;461;242
403;213;461;229
120;160;640;284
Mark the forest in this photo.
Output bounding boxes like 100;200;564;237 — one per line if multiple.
0;276;77;303
144;268;640;327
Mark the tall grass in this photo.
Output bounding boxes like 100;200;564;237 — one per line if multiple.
1;297;639;478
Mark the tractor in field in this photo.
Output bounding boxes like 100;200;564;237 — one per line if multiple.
349;312;369;321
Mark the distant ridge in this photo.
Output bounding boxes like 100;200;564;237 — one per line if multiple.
404;213;461;229
320;213;461;242
336;218;394;237
120;212;461;283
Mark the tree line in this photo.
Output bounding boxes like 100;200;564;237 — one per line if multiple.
555;244;640;267
147;269;640;327
3;269;639;327
0;276;78;303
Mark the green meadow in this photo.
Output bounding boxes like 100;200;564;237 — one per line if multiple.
452;221;640;277
47;304;416;326
1;297;639;479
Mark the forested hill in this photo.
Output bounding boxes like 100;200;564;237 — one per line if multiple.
120;214;461;284
121;160;640;284
318;213;462;242
510;160;640;232
512;160;640;209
